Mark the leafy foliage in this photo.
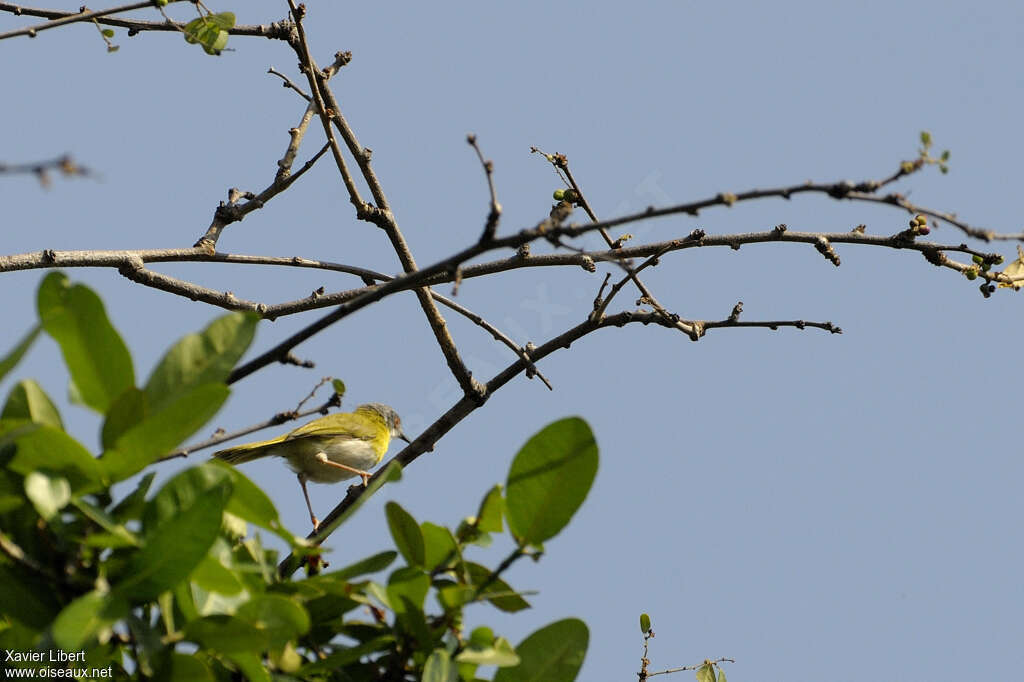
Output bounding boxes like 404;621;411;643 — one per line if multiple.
0;274;597;680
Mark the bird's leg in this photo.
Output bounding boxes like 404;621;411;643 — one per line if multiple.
297;473;320;532
315;452;372;486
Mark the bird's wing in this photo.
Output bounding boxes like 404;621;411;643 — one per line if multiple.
286;412;378;442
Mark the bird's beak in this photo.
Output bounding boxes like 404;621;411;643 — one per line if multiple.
399;430;411;444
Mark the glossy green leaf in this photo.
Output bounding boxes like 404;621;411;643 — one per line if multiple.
387;566;430;614
421;521;457;571
8;425;103;490
37;272;134;413
696;663;715;682
640;613;651;634
184;614;267;652
223;652;271;682
100;387;147;449
464;561;529;612
102;383;229;481
505;417;598;545
476;484;504;533
386;501;425;568
0;324;40;382
24;471;69;521
423;649;458;682
51;590;129;650
144;312;257;414
190;552;244;595
236;595;310;650
327;550;398;581
2;380;61;429
493;618;588;682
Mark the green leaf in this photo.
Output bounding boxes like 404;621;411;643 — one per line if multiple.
223;653;271;682
109;471;155;522
423;649;458;682
421;521;457;571
505;417;598;545
102;383;229;481
8;425;103;491
119;466;231;600
208;11;235;29
386;501;425;568
332;379;346;399
2;379;62;429
0;563;62;629
456;636;520;667
37;272;134;413
387;566;430;614
718;668;728;682
327;550;398;581
941;149;951;161
184;614;267;653
215;463;293;544
696;663;716;682
71;497;140;547
190;552;244;595
144;312;257;414
160;653;215;682
920;130;932;148
51;590;129;651
476;483;504;533
236;595;310;650
494;618;588;682
24;471;70;518
464;561;530;612
0;325;41;382
101;387;147;449
640;613;652;634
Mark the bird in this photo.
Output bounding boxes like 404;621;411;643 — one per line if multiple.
213;403;410;531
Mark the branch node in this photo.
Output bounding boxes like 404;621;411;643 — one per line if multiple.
814;236;841;266
729;301;743;322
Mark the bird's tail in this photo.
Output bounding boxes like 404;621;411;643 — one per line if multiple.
213;436;283;465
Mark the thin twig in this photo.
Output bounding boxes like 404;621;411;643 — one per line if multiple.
467;134;502;242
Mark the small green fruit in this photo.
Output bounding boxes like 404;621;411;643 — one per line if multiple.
972;254;984;264
965;269;978;280
553;189;565;201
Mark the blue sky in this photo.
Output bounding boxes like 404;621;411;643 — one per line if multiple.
3;2;1023;680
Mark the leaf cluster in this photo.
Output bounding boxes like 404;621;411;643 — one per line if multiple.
0;273;596;681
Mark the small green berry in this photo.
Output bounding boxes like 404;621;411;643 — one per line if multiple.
972;254;984;264
982;263;991;272
995;256;1005;265
553;189;565;201
965;268;978;280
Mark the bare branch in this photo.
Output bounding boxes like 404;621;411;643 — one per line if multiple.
0;2;292;41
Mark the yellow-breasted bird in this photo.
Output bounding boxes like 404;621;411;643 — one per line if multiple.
213;403;409;531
